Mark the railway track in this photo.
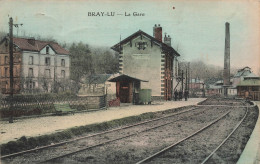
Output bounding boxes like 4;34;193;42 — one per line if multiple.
39;106;221;163
135;106;249;164
1;106;225;164
2;101;251;164
37;107;227;163
1;106;204;160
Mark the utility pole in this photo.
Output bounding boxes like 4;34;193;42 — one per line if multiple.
181;70;184;93
202;83;205;98
8;17;23;123
185;67;188;91
188;62;190;94
9;17;14;123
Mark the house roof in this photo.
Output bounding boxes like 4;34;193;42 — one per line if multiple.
190;78;204;84
86;74;112;84
108;74;148;82
111;30;180;57
2;37;69;55
234;66;251;77
244;73;260;79
237;79;260;87
208;84;222;89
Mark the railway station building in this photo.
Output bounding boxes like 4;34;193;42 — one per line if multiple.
111;24;180;100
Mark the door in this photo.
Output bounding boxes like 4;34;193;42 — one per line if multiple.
119;82;130;103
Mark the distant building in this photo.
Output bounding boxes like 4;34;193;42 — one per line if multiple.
78;74;116;98
207;66;259;98
233;66;252;86
207;80;223;95
237;71;260;100
0;37;70;94
111;24;180;100
189;77;204;97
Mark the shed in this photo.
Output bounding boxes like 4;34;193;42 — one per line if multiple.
108;74;148;103
237;79;260;100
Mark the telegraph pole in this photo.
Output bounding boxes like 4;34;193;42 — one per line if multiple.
8;17;23;123
185;67;188;91
9;17;14;123
188;62;190;94
181;70;184;93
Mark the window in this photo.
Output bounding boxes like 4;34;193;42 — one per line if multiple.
4;56;8;64
61;59;65;67
4;67;8;77
61;70;65;78
27;81;35;89
28;68;33;77
45;57;50;66
29;56;33;65
45;69;51;78
135;42;148;50
5;81;8;89
46;47;49;54
14;67;17;77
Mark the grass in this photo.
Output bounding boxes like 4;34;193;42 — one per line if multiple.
0;105;192;155
0;111;156;155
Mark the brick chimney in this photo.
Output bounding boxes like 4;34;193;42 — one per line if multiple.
223;22;230;86
153;24;162;42
164;34;171;46
28;37;35;46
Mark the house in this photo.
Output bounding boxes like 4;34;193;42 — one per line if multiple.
78;74;117;98
232;66;252;86
0;37;70;94
207;80;223;95
111;24;180;100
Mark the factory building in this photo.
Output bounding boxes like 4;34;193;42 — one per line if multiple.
111;24;180;100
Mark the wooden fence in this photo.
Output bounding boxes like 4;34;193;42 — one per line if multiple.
0;95;107;118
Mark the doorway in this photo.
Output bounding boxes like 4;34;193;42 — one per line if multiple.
119;82;130;103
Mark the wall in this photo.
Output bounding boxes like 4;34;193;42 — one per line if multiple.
0;41;22;94
120;35;162;97
21;47;70;92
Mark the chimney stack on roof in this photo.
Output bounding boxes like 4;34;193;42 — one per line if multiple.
28;37;35;46
153;24;162;42
164;33;171;46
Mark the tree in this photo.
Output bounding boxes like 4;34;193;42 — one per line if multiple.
92;49;119;74
69;42;93;90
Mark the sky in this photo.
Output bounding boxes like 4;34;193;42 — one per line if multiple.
0;0;259;74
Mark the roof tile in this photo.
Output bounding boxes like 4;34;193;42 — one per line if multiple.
13;37;69;55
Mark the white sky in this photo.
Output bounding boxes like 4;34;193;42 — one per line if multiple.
0;0;259;74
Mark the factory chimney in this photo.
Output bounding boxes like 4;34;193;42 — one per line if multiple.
223;22;230;95
164;34;171;46
153;24;162;42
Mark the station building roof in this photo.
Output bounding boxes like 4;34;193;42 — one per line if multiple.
111;30;180;57
108;74;148;82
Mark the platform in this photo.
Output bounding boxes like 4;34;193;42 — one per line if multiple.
237;101;260;164
0;98;205;145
